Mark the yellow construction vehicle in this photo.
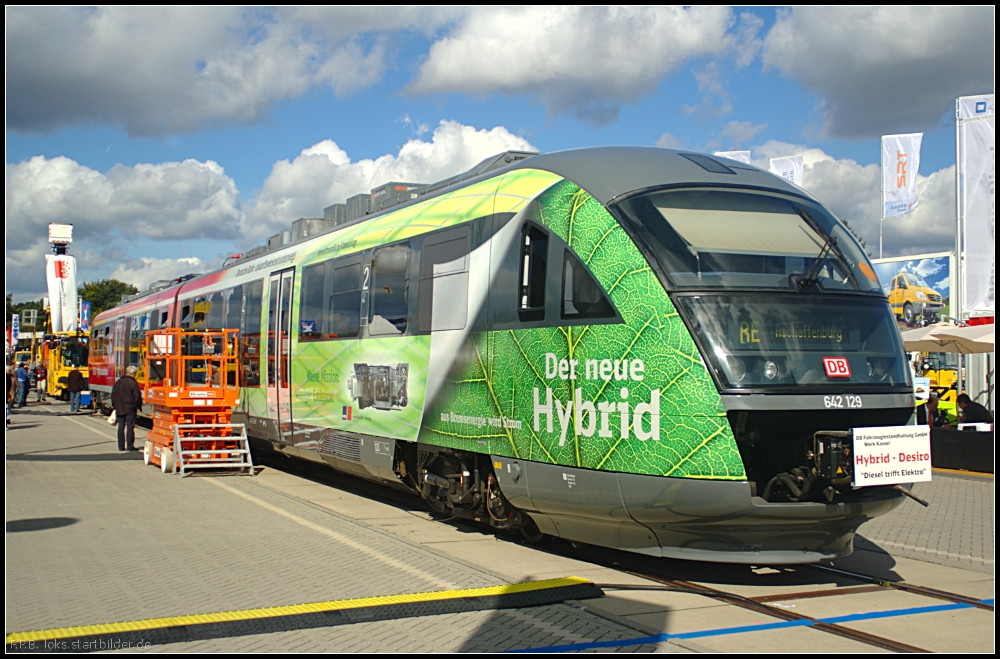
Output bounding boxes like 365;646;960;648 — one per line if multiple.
41;332;89;401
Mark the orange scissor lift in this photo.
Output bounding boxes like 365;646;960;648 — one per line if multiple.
142;327;254;476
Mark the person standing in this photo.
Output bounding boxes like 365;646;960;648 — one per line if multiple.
111;365;143;451
67;365;86;413
15;363;29;407
35;362;47;402
6;365;15;426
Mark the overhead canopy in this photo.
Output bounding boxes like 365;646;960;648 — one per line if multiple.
901;323;995;354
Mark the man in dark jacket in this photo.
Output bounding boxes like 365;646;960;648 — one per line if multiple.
957;393;993;425
111;365;143;451
67;366;86;412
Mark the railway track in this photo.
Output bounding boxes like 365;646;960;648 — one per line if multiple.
248;449;989;653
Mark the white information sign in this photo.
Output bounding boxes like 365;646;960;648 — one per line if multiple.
912;376;930;401
853;425;931;487
713;150;751;164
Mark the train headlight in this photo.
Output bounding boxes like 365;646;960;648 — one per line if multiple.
727;356;747;382
763;360;779;380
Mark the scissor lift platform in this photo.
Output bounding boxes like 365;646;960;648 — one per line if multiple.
142;327;252;476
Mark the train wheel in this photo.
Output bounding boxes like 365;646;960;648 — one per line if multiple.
143;441;152;466
519;515;546;544
161;448;174;474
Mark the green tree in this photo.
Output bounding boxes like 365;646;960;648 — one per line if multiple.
6;294;48;330
841;220;873;258
78;279;138;318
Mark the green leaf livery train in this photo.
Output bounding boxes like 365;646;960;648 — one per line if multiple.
89;148;916;563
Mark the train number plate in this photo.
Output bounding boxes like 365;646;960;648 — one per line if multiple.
824;395;863;408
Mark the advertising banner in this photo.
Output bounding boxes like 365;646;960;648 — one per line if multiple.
882;133;923;218
960;96;995;313
768;155;804;186
853;425;932;487
959;94;995;120
713;150;751;164
81;301;91;333
12;314;19;342
872;252;952;324
45;254;79;333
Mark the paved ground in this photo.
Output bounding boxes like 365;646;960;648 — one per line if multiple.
5;405;680;653
5;402;995;653
854;471;994;573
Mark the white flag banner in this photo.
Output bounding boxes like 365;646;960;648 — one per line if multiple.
769;155;804;186
963;111;995;312
959;94;995;120
713;150;751;164
45;254;79;333
882;133;922;218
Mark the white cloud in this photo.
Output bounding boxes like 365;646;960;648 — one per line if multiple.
762;7;995;138
110;257;215;292
681;63;734;120
753;140;955;258
408;6;732;126
655;133;685;149
5;156;241;244
5;7;454;136
5;155;240;296
241;120;536;243
721;120;767;148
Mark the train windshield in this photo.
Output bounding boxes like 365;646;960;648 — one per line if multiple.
674;294;909;391
612;189;881;292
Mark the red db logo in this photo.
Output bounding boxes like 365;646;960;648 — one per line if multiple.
823;357;851;378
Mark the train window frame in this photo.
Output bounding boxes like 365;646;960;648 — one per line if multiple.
560;249;617;321
368;241;411;336
327;254;363;340
518;222;549;323
241;279;264;388
418;226;471;333
298;262;327;341
224;285;243;330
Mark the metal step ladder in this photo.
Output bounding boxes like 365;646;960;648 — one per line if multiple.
171;423;254;477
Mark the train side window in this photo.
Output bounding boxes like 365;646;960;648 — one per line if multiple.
561;249;616;320
299;263;326;341
369;243;410;335
241;279;264;387
204;291;223;329
224;285;243;329
418;227;471;332
519;223;548;322
329;256;362;339
180;301;193;328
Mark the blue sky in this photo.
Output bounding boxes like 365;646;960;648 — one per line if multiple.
5;7;994;299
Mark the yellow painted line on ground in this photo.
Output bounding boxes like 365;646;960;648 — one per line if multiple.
62;414;116;439
932;467;993;478
5;577;591;644
207;479;457;590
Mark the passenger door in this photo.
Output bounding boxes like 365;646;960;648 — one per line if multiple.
265;269;295;443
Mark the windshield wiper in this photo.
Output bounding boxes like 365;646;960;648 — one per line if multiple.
794;209;860;292
796;234;838;291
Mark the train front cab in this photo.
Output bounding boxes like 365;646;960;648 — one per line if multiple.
476;153;914;563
